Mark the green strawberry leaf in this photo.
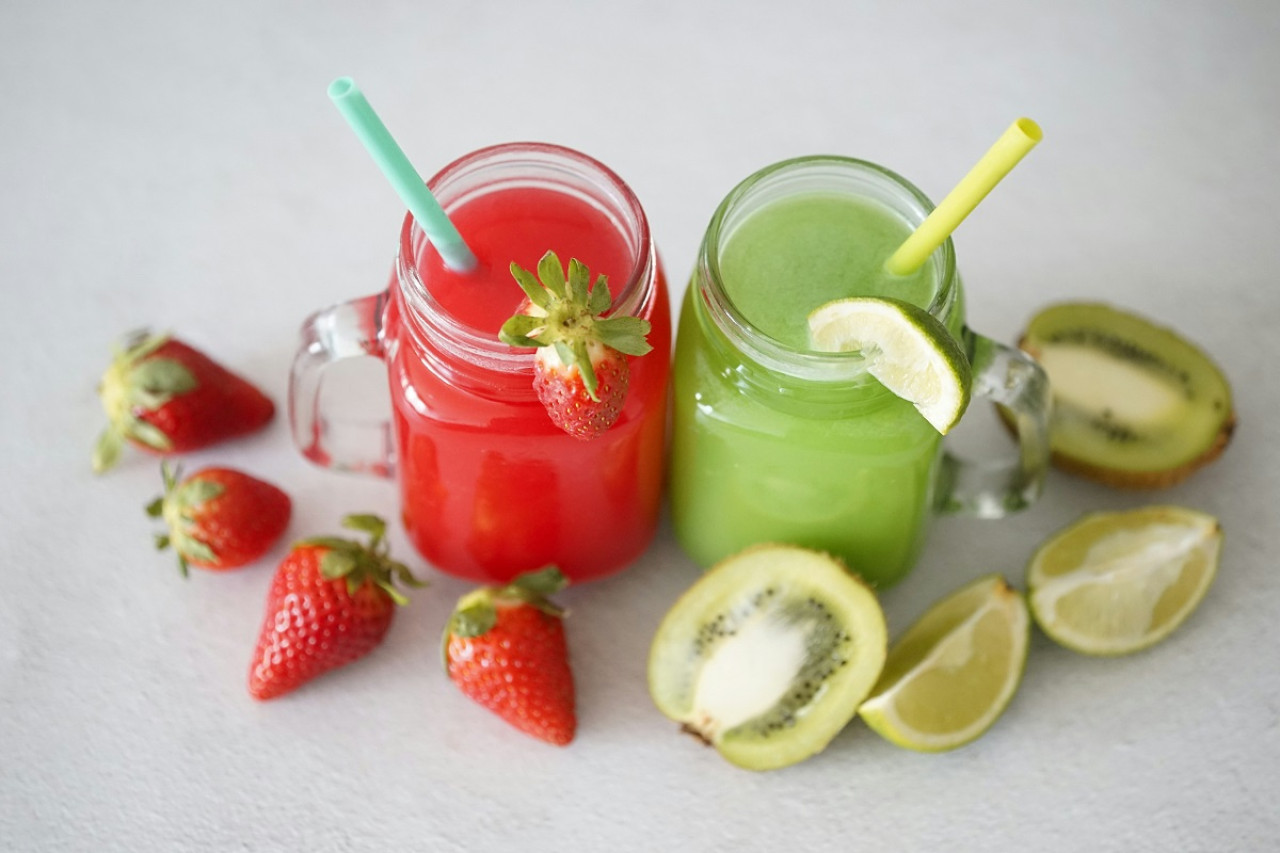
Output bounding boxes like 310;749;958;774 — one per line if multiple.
161;461;180;491
601;335;651;357
128;419;173;451
181;538;217;563
298;515;423;606
154;533;171;550
595;316;654;356
587;275;612;315
573;339;599;401
495;568;567;617
567;258;591;305
130;358;198;398
177;478;224;508
509;262;551;309
510;566;568;597
130;389;171;411
553;340;574;368
93;429;123;474
392;561;427;589
595;315;651;336
375;579;409;606
342;513;387;543
537;251;567;298
297;536;356;551
450;599;497;638
145;496;165;518
320;551;358;579
499;314;548;349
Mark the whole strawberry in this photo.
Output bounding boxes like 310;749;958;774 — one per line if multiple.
248;514;423;701
94;330;274;473
146;462;291;576
499;251;652;440
443;567;576;745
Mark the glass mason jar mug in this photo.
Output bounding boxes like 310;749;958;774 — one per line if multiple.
669;155;1051;587
290;143;672;584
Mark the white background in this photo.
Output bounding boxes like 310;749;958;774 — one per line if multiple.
3;1;1278;850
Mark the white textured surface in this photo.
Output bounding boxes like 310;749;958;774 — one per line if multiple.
3;1;1279;850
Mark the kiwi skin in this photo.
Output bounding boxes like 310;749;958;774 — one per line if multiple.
1025;395;1236;490
1013;301;1236;490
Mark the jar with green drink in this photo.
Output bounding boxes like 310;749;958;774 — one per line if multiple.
669;153;1052;586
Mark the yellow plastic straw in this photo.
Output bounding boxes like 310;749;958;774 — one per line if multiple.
885;118;1043;276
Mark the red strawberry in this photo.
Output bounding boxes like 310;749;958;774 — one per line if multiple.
146;462;291;576
499;251;652;440
248;515;423;700
532;342;630;441
94;330;274;473
443;567;576;745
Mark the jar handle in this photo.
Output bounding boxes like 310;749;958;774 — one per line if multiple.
935;328;1051;517
288;291;395;477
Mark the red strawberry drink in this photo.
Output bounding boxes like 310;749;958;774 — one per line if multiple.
292;143;670;584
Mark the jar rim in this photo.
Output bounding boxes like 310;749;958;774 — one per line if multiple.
396;141;655;373
699;155;958;381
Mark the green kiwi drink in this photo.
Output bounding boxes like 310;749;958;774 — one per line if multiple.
719;194;938;348
670;156;1052;586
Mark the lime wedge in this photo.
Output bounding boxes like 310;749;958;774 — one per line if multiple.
1026;505;1221;656
858;574;1029;752
807;297;972;434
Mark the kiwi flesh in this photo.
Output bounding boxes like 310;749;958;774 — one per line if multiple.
647;544;886;771
1017;302;1234;489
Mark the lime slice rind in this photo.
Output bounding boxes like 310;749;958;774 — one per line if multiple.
807;297;972;434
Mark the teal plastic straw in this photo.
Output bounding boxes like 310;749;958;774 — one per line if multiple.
328;77;476;272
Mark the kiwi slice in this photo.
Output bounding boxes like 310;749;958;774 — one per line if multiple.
647;544;886;771
1018;302;1234;489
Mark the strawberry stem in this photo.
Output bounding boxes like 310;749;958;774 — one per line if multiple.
95;330;195;472
299;514;425;605
499;251;654;434
441;566;569;669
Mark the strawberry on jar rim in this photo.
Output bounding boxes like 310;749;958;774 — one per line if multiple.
94;330;274;473
147;462;292;576
248;514;424;701
443;567;577;745
499;251;652;440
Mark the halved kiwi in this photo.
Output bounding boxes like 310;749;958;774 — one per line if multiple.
647;544;886;771
1017;302;1234;489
